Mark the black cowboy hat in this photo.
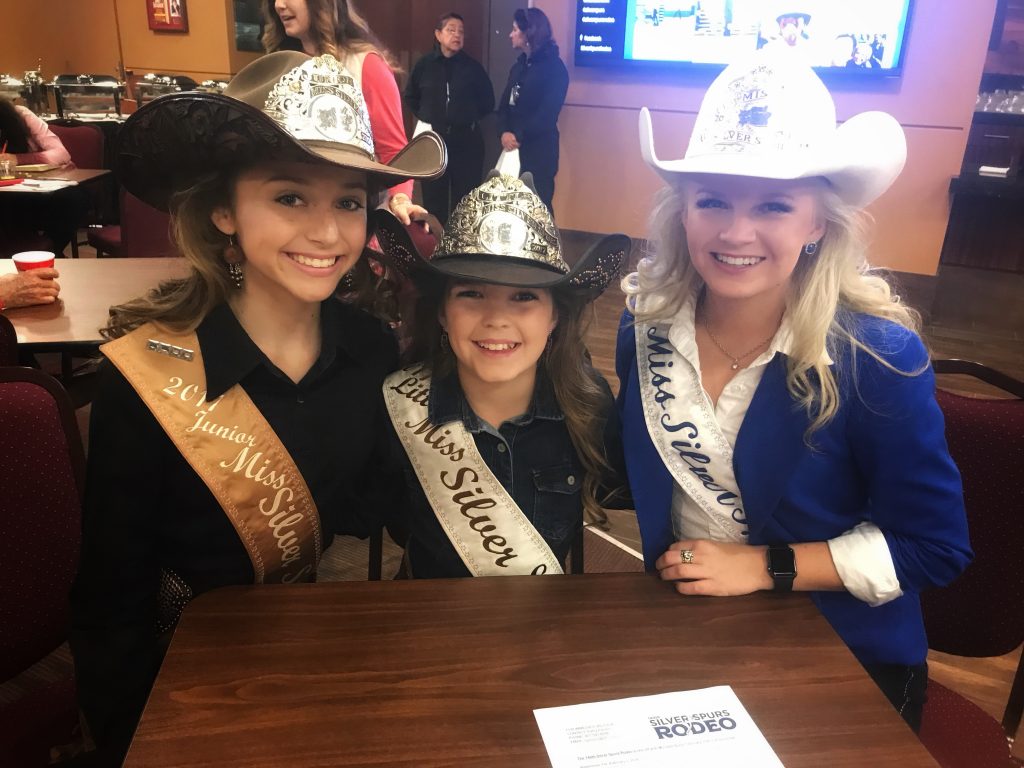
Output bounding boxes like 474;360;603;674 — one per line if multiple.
372;173;630;297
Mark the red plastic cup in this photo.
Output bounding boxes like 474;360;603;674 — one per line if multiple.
12;251;56;271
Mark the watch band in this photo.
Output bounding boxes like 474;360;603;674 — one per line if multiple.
767;544;797;592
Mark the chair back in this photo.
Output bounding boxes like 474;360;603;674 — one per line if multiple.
48;122;105;169
121;189;176;258
0;367;84;682
0;314;17;366
920;360;1024;658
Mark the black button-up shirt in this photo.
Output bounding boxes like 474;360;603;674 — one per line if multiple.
389;367;629;578
71;299;400;762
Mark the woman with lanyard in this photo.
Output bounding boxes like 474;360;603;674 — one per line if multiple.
496;8;569;215
372;173;631;578
264;0;427;226
405;12;495;226
616;50;971;730
70;52;445;764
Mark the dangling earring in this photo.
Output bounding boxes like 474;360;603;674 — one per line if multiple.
803;241;819;257
544;334;553;356
440;331;450;353
223;235;244;289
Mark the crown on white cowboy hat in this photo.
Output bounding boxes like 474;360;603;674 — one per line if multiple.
638;49;907;208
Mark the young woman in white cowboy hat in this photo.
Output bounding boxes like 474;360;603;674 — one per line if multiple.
373;173;631;578
69;51;444;763
616;50;970;730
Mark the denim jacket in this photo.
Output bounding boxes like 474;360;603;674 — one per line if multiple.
387;367;629;578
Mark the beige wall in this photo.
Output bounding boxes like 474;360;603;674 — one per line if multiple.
536;0;998;275
0;0;119;76
0;0;255;85
116;0;235;81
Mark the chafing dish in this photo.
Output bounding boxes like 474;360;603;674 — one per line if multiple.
197;79;229;94
21;69;49;114
0;73;23;103
52;73;125;118
134;73;198;107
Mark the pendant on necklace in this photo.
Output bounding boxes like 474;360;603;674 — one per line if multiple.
731;361;740;370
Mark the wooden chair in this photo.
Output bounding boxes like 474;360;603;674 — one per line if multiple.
918;359;1024;767
0;367;85;767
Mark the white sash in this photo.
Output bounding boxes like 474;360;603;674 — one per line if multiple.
635;315;749;540
384;365;563;576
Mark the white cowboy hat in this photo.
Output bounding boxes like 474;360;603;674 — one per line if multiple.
638;49;907;208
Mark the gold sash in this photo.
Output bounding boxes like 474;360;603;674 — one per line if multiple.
103;323;321;584
384;365;563;576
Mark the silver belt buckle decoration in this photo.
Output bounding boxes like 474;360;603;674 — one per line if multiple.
146;339;195;361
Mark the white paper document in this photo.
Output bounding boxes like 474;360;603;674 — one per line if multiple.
0;179;79;194
534;686;784;768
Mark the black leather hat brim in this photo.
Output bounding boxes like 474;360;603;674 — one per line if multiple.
372;210;631;298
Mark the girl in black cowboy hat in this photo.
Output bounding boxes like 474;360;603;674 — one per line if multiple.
373;173;632;578
69;51;445;763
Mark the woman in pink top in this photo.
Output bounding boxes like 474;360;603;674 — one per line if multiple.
0;100;83;256
263;0;427;227
0;100;72;168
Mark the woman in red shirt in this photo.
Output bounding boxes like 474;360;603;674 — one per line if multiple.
263;0;427;227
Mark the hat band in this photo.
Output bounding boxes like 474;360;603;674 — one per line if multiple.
302;139;375;162
432;253;569;277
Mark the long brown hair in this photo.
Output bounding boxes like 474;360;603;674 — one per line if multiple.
405;277;613;527
0;98;30;154
262;0;400;72
103;166;389;339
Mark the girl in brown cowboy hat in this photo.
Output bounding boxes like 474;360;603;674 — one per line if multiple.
373;173;631;578
69;52;444;763
617;50;970;730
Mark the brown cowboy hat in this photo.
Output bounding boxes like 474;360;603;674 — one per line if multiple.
117;51;447;210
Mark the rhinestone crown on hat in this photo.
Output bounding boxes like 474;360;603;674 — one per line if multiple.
437;175;567;271
263;55;375;157
690;55;834;160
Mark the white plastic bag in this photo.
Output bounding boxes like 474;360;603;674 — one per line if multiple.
494;148;521;177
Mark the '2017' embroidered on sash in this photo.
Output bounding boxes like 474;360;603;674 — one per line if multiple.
160;375;313;582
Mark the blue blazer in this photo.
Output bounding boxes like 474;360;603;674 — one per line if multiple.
615;310;972;667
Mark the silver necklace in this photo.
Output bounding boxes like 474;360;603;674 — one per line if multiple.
700;312;777;371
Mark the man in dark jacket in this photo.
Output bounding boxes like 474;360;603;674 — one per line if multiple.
405;12;494;225
497;8;569;214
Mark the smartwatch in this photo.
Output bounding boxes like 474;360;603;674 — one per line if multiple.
766;545;796;592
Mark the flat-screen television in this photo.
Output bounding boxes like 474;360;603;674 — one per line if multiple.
575;1;914;76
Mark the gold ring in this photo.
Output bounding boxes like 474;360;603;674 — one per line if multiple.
680;549;694;565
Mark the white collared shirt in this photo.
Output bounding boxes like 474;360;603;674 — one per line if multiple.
665;299;902;607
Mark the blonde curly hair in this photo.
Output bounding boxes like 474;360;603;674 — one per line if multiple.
623;182;923;435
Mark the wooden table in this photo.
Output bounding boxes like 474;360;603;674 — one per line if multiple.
0;167;111;194
1;257;187;351
30;167;111;184
124;574;938;768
